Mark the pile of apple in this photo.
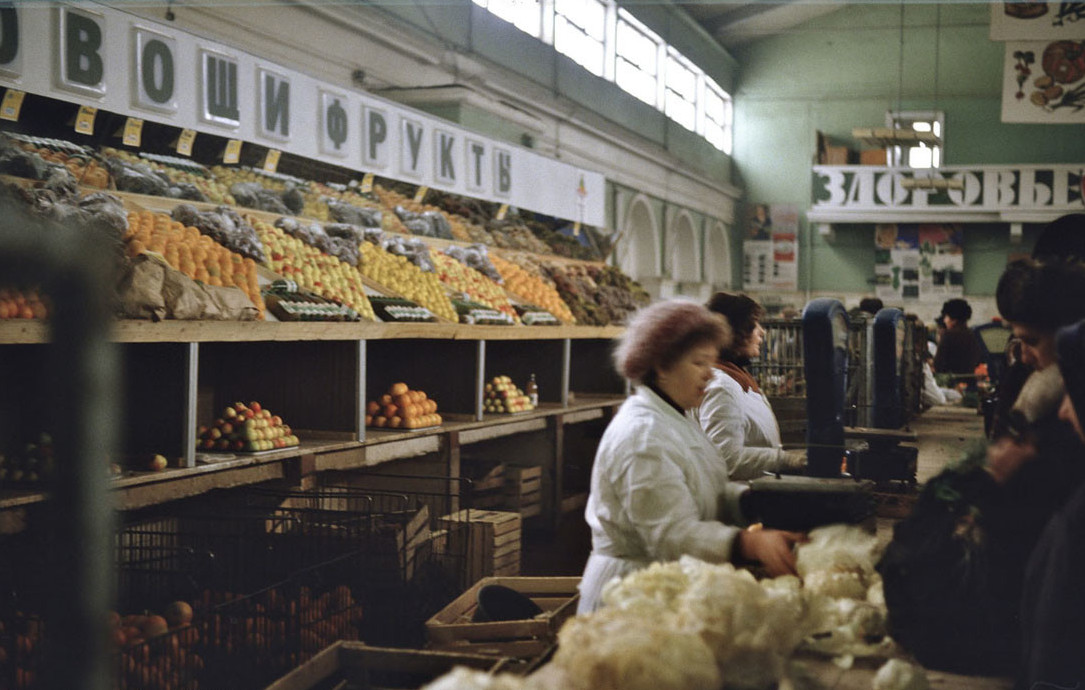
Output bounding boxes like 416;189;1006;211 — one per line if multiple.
366;382;442;429
483;375;535;414
198;401;299;452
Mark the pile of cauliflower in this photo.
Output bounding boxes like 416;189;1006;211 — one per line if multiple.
421;524;927;690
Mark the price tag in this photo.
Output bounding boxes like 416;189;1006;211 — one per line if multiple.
122;117;143;147
495;203;509;221
223;139;242;164
0;89;25;122
263;148;281;173
74;105;97;135
360;172;375;194
412;185;428;204
573;221;581;236
176;128;196;157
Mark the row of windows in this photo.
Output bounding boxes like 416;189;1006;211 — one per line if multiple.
473;0;733;154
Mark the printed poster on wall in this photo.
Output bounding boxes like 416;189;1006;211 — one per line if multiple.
1002;40;1085;123
743;204;799;291
990;3;1085;40
874;224;963;302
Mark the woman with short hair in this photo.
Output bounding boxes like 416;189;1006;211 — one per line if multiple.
696;292;805;480
577;299;805;613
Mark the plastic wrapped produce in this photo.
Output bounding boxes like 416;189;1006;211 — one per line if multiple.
105;157;170;197
0;140;53;180
443;244;502;284
275;217;329;250
324;223;366;244
394;205;455;239
327;199;382;228
281;183;305;215
323;236;359;267
171;204;266;263
379;234;435;273
229;181;292;215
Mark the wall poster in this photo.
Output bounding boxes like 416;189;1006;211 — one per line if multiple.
743;204;798;291
1002;40;1085;123
874;224;963;302
990;2;1085;40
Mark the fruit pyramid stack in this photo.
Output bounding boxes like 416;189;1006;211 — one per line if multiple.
483;376;535;414
366;382;442;429
198;401;299;452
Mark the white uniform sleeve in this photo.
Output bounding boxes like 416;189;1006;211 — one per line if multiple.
618;443;740;564
698;379;782;480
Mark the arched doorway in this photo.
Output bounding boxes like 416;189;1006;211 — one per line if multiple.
616;195;660;280
669;212;700;284
704;221;732;289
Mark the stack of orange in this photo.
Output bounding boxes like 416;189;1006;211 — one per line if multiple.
432;252;520;323
365;382;441;429
124;210;265;318
0;289;48;319
491;254;575;324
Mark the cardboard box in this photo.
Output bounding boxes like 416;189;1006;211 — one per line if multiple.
425;576;580;658
860;148;888;165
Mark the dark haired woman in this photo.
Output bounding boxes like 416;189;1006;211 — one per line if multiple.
696;292;805;480
577;299;805;613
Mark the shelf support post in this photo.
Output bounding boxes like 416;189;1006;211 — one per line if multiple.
561;338;571;408
182;342;198;469
356;339;366;442
475;340;486;421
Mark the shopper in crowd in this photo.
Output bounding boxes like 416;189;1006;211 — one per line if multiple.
695;292;805;480
858;296;884;315
933;298;983;375
577;299;805;613
1018;318;1085;690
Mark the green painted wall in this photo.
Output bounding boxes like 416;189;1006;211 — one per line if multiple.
732;2;1085;295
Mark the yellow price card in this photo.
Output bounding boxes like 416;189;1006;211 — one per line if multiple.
176;128;196;156
360;172;375;194
0;89;25;122
573;221;581;236
223;139;242;164
74;105;97;135
122;117;143;147
263;148;281;173
412;185;429;204
495;203;509;221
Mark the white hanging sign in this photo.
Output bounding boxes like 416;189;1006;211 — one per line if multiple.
0;2;606;225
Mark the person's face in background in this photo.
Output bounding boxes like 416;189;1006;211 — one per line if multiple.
743;322;765;359
1058;392;1085;443
1012;323;1057;370
655;341;717;410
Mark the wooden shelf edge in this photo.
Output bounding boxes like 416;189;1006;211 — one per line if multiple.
0;319;623;344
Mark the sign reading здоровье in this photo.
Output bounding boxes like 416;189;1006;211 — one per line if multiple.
0;3;606;226
810;166;1085;220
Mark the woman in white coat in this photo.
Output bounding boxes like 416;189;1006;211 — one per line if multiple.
697;292;806;480
578;299;805;613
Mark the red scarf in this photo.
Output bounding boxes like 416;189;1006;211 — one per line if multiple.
715;361;761;394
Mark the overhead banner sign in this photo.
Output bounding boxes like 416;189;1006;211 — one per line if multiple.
1002;41;1085;123
0;3;606;226
990;3;1085;40
811;165;1085;216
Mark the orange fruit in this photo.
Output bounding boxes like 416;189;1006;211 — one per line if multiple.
390;382;408;396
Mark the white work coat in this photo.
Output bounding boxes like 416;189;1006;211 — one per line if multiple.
578;385;747;613
694;368;784;480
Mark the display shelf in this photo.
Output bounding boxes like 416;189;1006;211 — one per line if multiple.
0;319;622;345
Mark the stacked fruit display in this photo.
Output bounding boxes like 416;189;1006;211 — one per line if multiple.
251;218;376;321
197;401;299;452
490;253;575;323
7;134;110;187
0;288;49;319
124;210;266;318
0;432;54;484
358;241;457;321
432;252;519;324
102;147;235;204
365;382;441;430
483;376;535;414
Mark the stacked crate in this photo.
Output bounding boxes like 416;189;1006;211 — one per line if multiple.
499;465;542;518
440;509;521;582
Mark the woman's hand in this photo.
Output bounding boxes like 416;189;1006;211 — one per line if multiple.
737;526;807;577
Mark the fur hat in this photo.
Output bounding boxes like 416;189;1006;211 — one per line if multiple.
614;299;731;383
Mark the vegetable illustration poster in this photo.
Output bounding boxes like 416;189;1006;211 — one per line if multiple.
874;224;963;302
743;204;798;291
1002;40;1085;123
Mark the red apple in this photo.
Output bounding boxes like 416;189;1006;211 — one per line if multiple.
249;401;262;413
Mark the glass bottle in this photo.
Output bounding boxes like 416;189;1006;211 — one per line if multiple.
526;373;539;407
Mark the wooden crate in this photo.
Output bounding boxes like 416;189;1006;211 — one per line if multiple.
439;509;522;582
425;576;580;658
264;641;520;690
500;466;542;518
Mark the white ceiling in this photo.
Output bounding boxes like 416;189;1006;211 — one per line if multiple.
676;1;850;49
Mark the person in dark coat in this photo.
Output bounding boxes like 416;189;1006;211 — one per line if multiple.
1018;318;1085;690
933;298;983;375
